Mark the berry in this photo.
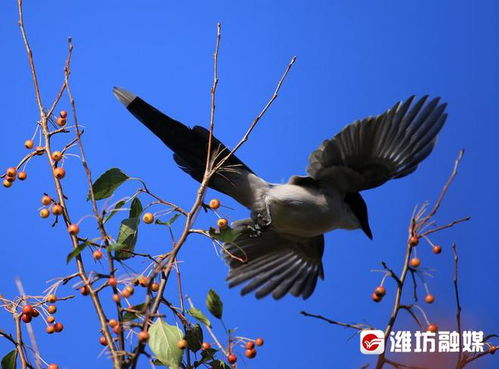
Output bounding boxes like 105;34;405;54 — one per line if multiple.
54;167;66;179
47;305;57;314
209;199;221;210
108;277;118;287
142;212;154;224
217;218;228;229
138;330;150;342
432;245;442;254
409;236;419;246
151;282;159;292
371;292;382;302
425;294;435;304
489;346;497;354
6;167;17;178
409;257;421;268
245;341;255;350
47;294;57;303
48;364;59;369
54;322;64;332
32;309;39;318
35;146;45;155
177;339;188;349
427;324;438;333
56;117;66;127
21;313;32;323
139;276;150;287
40;209;50;218
245;348;257;359
93;249;104;260
108;319;118;327
112;294;121;302
51;151;63;162
17;171;27;180
374;286;386;297
47;316;55;324
59;110;68;119
51;204;63;215
3;180;12;188
22;305;34;316
121;287;132;298
68;224;80;235
201;342;211;351
41;195;52;205
227;354;237;364
255;337;264;346
24;139;34;149
46;325;55;334
113;325;122;334
80;286;90;296
5;176;15;183
99;336;108;346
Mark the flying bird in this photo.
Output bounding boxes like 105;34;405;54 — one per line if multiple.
113;87;447;300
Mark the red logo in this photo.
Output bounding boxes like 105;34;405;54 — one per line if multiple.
362;333;383;351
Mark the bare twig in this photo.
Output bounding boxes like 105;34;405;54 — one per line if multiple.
452;243;463;364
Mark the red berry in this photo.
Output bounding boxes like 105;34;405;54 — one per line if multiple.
59;110;68;119
32;309;39;317
93;249;104;260
409;257;421;268
52;151;63;162
209;199;221;210
177;339;188;349
432;245;442;254
21;313;32;323
112;294;120;302
138;330;149;342
41;195;52;205
54;167;66;179
46;325;55;334
150;282;159;292
108;277;118;287
24;139;34;149
245;341;255;350
99;336;108;346
6;167;17;178
51;204;63;215
245;348;257;359
371;292;382;302
48;364;59;369
56;117;66;127
201;342;211;350
22;304;34;315
409;236;419;246
425;294;435;304
47;316;55;323
255;337;264;346
217;218;228;229
374;286;386;297
80;286;90;296
113;325;122;334
47;305;57;314
427;324;438;333
47;294;57;303
17;171;27;180
108;319;118;327
227;354;237;364
139;276;150;287
54;322;64;332
68;224;80;235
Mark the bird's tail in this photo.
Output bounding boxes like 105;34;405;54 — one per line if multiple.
225;219;325;300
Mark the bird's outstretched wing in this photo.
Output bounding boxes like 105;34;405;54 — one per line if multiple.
225;219;324;300
113;87;268;209
307;96;447;192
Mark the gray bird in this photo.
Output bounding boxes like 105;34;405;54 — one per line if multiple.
113;87;447;300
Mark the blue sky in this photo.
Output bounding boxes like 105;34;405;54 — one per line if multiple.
0;1;498;368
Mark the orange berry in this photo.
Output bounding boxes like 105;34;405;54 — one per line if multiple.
51;204;63;216
150;282;159;292
59;110;68;119
51;151;63;162
80;286;90;296
99;336;108;346
24;139;34;149
108;277;118;287
21;313;32;323
255;337;264;346
489;346;497;354
108;319;118;327
245;348;257;359
93;249;104;260
138;330;150;342
409;236;419;246
47;316;55;324
245;341;255;350
3;179;12;188
142;212;154;224
432;245;442;254
47;305;57;314
113;325;122;334
6;167;17;178
47;294;57;303
54;167;66;179
227;354;237;364
35;146;45;155
48;364;59;369
56;117;66;127
46;325;55;334
40;209;50;219
374;286;386;297
32;309;39;318
41;195;52;205
112;294;121;302
409;257;421;268
217;218;228;229
68;224;80;235
425;294;435;304
139;276;150;287
371;292;382;302
427;324;438;333
54;322;64;332
201;342;211;350
17;171;27;181
22;305;34;315
209;199;221;210
177;339;188;349
122;286;134;298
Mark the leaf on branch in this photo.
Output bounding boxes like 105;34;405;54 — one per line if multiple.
129;197;143;219
1;350;17;369
199;348;218;365
184;323;203;352
112;217;140;260
89;168;129;201
66;241;90;264
148;319;184;369
123;303;146;321
187;307;211;328
206;289;223;319
210;360;231;369
103;200;126;224
208;227;242;245
155;213;181;227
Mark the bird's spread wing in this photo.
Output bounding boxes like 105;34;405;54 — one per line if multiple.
225;219;324;300
113;87;268;209
307;96;447;192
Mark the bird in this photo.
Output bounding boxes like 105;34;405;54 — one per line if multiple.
113;87;447;300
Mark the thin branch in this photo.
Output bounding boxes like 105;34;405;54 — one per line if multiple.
300;311;369;331
452;243;463;365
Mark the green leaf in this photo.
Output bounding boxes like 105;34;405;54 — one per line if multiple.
103;200;126;224
148;319;184;369
90;168;129;201
187;307;211;328
66;241;90;264
209;227;242;245
184;324;203;352
210;360;231;369
1;350;17;369
114;217;140;260
129;197;143;218
155;213;181;227
199;348;218;365
206;289;223;319
123;303;146;321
